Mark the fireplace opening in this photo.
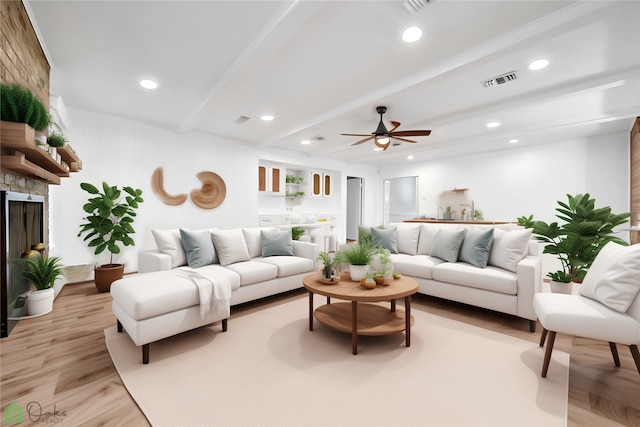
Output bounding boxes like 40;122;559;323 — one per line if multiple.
1;191;45;337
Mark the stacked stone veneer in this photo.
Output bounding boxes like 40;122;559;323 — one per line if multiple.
1;0;51;247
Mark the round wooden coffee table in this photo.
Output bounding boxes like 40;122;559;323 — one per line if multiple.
303;272;419;355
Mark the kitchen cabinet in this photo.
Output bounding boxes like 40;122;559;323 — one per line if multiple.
257;164;284;194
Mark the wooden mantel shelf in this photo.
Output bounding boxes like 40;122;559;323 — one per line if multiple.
0;121;81;183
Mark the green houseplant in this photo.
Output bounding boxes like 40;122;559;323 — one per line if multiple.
526;193;631;287
0;82;50;132
335;242;374;281
78;182;144;292
46;131;66;148
16;254;64;316
291;226;305;241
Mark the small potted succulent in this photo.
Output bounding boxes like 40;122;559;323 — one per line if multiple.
316;251;339;282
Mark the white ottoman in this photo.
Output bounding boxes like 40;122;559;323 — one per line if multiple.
111;270;230;364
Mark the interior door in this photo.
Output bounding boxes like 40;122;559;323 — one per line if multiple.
346;177;362;240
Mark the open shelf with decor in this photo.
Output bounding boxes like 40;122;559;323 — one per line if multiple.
0;121;82;184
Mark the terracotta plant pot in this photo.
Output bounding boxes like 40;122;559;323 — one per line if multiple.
94;264;124;293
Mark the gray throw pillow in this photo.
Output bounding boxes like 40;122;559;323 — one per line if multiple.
179;229;217;268
430;228;467;263
458;228;494;268
261;229;294;257
371;226;399;254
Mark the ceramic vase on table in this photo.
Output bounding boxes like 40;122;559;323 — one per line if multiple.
349;264;369;281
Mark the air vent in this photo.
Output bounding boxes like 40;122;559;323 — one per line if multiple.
483;71;518;87
235;116;250;124
403;0;431;15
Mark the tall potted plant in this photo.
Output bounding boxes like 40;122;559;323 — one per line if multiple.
16;254;64;316
526;193;630;292
78;182;144;292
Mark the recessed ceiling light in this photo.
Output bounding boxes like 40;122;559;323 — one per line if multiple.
509;139;519;144
528;58;549;71
300;140;311;145
373;147;383;151
402;26;422;43
486;121;500;128
261;115;274;121
139;79;158;89
407;155;414;160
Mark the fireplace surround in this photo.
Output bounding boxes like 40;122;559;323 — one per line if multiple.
1;190;45;337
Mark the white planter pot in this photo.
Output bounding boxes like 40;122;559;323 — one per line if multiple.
27;288;54;316
349;264;369;281
550;280;572;294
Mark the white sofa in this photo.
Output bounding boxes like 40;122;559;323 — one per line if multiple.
111;227;319;363
364;222;542;332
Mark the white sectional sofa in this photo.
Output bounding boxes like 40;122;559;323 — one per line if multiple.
111;227;319;363
363;222;542;332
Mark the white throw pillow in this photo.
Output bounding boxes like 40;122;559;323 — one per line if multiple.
579;242;640;312
211;228;251;267
394;223;421;255
151;228;187;268
242;227;275;258
488;228;532;273
417;224;441;255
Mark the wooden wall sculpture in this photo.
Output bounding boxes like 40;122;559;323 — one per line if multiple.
151;167;226;209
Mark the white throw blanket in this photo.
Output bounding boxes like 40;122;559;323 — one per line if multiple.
172;268;232;317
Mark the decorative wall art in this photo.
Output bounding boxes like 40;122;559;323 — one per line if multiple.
151;167;226;209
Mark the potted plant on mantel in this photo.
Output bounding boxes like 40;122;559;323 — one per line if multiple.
78;182;144;292
523;193;630;293
0;82;50;140
16;253;64;316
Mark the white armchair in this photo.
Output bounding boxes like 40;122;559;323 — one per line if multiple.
533;242;640;378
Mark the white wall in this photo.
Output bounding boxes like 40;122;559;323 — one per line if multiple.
379;133;630;225
49;109;380;272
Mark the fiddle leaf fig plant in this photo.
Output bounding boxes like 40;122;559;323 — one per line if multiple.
527;193;630;282
77;182;144;265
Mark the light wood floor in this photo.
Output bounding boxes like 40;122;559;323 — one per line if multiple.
1;281;639;426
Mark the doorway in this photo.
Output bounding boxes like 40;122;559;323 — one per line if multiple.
383;176;418;223
346;177;363;241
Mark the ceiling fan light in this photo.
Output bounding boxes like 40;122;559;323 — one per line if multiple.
402;26;422;43
376;137;390;145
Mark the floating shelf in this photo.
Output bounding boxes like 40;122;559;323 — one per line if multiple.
1;121;81;183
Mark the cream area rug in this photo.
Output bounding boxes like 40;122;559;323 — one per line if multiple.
105;296;569;427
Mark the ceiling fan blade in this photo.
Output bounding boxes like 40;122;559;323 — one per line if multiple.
342;133;373;137
389;121;401;132
351;136;375;146
391;130;431;137
390;136;417;143
382;141;391;151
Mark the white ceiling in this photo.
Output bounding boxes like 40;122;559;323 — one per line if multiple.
26;0;640;167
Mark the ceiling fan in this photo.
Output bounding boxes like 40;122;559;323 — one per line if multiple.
341;106;431;150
